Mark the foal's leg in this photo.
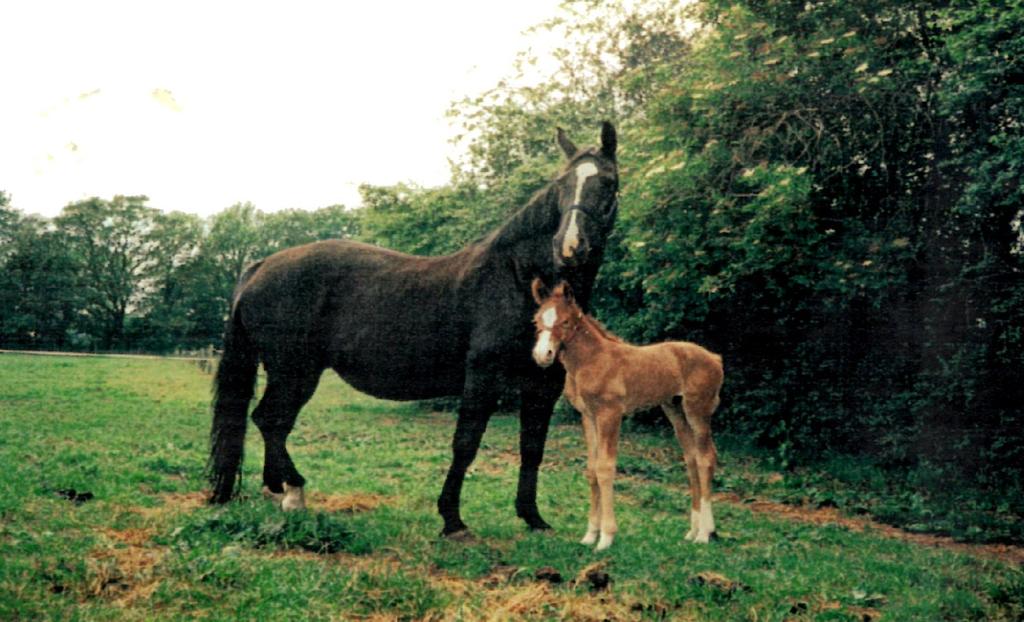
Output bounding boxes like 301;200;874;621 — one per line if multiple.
252;368;321;511
594;408;623;551
580;411;602;545
681;393;719;543
662;402;701;541
438;369;498;536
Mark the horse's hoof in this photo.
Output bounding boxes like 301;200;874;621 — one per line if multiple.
521;514;552;531
280;484;306;511
262;486;284;506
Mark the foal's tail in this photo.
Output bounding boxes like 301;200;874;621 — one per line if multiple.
207;301;260;504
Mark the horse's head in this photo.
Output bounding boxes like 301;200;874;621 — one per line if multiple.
550;122;619;270
530;278;583;368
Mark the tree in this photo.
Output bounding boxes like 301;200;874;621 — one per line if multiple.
55;196;160;350
128;210;204;352
0;215;80;349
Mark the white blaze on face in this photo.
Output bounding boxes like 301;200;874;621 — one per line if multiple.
562;162;599;258
532;307;558;366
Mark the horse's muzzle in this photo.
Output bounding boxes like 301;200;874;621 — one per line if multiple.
553;246;589;270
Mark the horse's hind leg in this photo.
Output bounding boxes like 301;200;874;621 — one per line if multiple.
252;367;321;511
661;401;702;541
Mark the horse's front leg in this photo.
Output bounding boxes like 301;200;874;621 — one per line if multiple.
594;408;623;551
515;368;564;531
437;368;498;537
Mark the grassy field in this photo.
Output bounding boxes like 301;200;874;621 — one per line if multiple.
0;353;1021;620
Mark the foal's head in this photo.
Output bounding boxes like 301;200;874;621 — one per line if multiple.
550;122;619;270
531;278;583;368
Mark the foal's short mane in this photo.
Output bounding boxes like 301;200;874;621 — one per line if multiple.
578;307;625;344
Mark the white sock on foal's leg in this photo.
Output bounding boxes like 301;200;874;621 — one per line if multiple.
595;531;615;551
581;520;601;545
281;483;306;511
694;498;715;543
685;508;700;541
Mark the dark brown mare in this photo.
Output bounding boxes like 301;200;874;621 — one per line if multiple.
208;123;619;536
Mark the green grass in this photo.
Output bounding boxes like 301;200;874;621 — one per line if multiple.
0;353;1021;620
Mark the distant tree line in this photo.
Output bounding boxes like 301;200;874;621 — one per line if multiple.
2;1;1021;498
0;195;358;353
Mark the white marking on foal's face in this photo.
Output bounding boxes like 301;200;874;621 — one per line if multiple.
542;307;557;329
562;161;599;259
533;330;555;367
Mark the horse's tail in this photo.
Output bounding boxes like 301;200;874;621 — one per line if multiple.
207;266;262;503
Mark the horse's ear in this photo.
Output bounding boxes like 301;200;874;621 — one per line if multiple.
600;121;617;159
557;127;578;159
531;277;549;305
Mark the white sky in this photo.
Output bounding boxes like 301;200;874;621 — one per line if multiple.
0;1;562;218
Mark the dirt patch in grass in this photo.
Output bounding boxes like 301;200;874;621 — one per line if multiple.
88;528;165;607
434;576;641;621
717;491;1024;566
308;492;388;513
428;561;672;621
128;491;207;521
100;527;157;547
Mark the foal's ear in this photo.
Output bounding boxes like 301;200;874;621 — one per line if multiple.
554;280;575;304
556;127;578;159
600;121;617;159
531;277;549;305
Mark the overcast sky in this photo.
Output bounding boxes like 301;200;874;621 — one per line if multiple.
0;1;563;218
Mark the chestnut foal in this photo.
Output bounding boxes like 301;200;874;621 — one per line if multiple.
531;279;724;551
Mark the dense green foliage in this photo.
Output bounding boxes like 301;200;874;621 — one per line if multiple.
1;1;1020;512
1;354;1020;620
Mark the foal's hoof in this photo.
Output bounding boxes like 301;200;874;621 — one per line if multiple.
693;531;718;544
595;533;615;551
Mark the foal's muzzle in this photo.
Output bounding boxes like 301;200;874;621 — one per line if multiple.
532;332;557;368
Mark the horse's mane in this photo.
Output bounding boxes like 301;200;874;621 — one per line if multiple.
480;149;607;250
482;183;560;249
